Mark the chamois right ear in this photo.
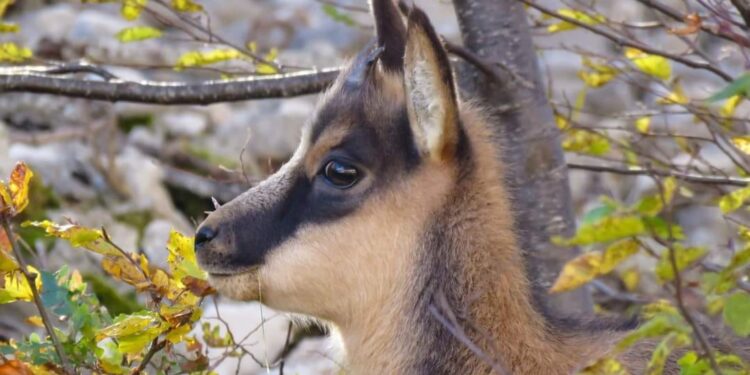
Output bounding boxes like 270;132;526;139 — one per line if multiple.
403;7;459;163
370;0;406;71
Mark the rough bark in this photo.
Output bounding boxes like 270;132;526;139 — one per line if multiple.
452;0;593;315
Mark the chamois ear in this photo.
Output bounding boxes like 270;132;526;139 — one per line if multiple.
370;0;406;71
403;7;459;162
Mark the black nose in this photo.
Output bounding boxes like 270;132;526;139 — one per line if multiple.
195;226;218;248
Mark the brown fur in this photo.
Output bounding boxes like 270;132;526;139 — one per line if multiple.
194;2;743;374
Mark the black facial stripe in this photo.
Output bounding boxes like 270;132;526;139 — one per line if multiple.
223;168;367;269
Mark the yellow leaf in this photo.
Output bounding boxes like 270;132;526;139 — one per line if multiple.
0;0;14;18
722;95;743;117
22;221;122;256
8;162;33;215
101;255;149;290
0;23;19;33
0;42;31;63
621;267;640;292
547;9;605;33
656;82;689;105
732;136;750;155
116;26;162;43
655;245;707;283
97;311;168;354
550;239;639;293
562;129;611;156
25;315;43;328
174;48;242;71
255;48;279;75
625;47;671;80
635;116;651;134
167;230;206;281
718;185;750;213
171;0;202;12
580;357;630;375
0;266;39;304
578;57;618;88
121;0;147;21
0;182;11;213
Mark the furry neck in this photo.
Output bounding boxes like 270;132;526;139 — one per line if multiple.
337;119;617;374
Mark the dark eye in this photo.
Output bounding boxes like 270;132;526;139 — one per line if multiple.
322;160;360;189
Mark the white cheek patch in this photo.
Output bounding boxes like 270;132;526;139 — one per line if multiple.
406;57;448;159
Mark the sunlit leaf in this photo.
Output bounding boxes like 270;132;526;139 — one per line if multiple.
625;48;671;81
562;129;611;156
708;72;750;102
550;239;639;293
96;311;167;354
0;360;33;375
22;221;121;256
655;245;707;283
0;0;14;18
256;48;279;75
579;357;629;375
556;215;645;246
656;81;689;105
171;0;202;12
0;266;39;304
116;26;162;43
24;316;43;328
718;185;750;213
547;9;605;33
174;48;242;70
621;267;640;292
167;230;206;281
724;292;750;336
578;57;618;88
732;136;750;155
635;116;651;134
121;0;147;21
0;42;31;63
721;95;743;118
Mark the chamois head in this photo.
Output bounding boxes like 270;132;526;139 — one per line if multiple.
194;0;464;321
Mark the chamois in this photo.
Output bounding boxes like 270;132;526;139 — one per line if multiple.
193;2;711;373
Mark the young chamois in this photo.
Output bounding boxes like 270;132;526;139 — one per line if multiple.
194;1;685;373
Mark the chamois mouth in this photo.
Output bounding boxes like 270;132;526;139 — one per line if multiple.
205;265;260;279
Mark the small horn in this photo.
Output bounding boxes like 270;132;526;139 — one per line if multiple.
345;40;380;87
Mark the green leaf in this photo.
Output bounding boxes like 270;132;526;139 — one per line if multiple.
647;332;690;375
724;292;750;336
174;48;242;70
655;245;707;283
580;204;616;226
322;4;356;27
96;311;168;354
562;129;611;156
116;26;163;43
255;48;279;75
708;72;750;102
547;9;605;33
558;215;645;246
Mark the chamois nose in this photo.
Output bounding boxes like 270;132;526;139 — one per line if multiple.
195;226;218;249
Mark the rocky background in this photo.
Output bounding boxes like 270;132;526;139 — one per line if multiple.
0;0;747;373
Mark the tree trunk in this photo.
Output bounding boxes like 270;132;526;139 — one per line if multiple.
452;0;593;315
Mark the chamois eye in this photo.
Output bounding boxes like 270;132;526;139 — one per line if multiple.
322;160;359;188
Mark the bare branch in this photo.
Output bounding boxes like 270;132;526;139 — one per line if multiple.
730;0;750;27
0;66;341;105
567;162;750;187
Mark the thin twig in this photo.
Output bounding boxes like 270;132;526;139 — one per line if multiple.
567;162;750;186
0;218;74;374
132;339;167;375
651;174;724;374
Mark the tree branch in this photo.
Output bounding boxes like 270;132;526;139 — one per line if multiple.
518;0;733;82
568;162;750;186
730;0;750;27
0;66;341;105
